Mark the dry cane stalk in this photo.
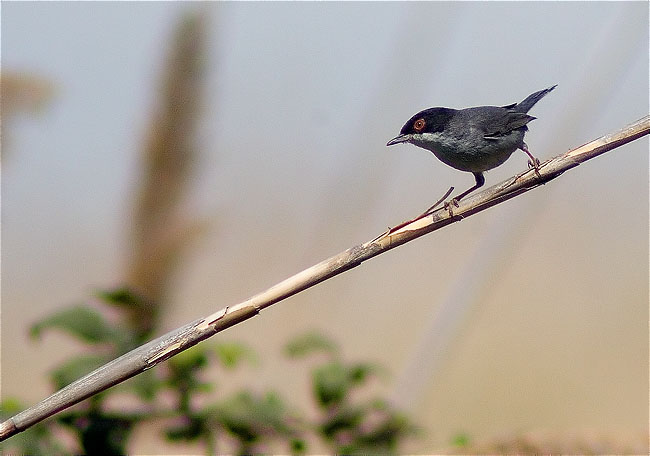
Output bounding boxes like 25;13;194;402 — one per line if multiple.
0;115;647;441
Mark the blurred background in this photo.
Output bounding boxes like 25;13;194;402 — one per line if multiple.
2;2;648;454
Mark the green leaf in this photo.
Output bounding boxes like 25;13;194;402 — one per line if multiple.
211;391;291;444
214;342;256;369
370;398;389;411
77;414;135;455
165;416;206;441
320;406;363;439
122;370;161;402
356;412;413;449
0;398;22;416
50;355;107;390
285;332;338;358
349;363;379;384
290;438;307;455
168;346;208;373
313;362;349;407
212;392;258;443
256;391;287;428
96;287;147;308
30;305;119;344
451;432;470;447
313;362;382;408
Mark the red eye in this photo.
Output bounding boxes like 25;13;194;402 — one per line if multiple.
413;118;426;132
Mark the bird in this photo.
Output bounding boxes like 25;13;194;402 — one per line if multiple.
387;85;556;215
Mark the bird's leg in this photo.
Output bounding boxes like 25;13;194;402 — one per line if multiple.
381;186;455;238
416;186;455;218
521;142;541;178
444;172;485;216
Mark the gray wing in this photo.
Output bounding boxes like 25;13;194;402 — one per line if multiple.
479;108;535;139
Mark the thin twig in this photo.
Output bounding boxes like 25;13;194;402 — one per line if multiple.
1;116;647;441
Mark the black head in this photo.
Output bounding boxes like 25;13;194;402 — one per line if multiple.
387;107;456;146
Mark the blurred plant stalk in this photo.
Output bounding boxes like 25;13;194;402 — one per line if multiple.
123;14;208;337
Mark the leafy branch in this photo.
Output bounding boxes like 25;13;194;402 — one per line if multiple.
3;302;415;454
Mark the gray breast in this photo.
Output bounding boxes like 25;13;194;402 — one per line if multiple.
411;130;524;172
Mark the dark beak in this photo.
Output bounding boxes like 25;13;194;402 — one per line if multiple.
386;134;411;146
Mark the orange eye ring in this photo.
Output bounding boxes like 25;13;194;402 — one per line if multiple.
413;118;426;132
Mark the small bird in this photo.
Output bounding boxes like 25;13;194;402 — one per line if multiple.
387;85;556;214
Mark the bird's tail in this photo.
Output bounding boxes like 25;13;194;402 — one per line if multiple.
514;85;557;113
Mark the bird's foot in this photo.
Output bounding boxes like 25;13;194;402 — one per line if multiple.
444;198;460;217
527;157;541;168
527;158;542;179
522;142;542;179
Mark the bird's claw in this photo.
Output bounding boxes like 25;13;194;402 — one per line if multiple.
527;158;542;179
444;198;460;217
527;158;540;168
